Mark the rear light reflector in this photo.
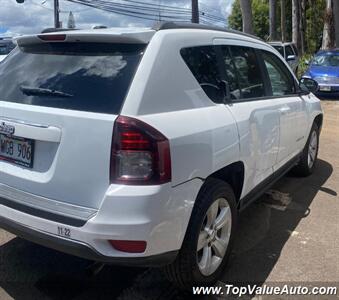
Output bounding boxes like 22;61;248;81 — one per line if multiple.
37;34;66;41
110;116;171;185
109;240;147;253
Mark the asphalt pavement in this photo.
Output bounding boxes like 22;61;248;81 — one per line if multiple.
0;101;338;300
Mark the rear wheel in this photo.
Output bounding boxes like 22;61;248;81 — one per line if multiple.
164;178;237;290
293;123;319;176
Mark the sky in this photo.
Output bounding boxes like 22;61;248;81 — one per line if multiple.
0;0;235;36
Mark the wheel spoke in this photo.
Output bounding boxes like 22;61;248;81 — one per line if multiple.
212;237;227;258
206;201;219;228
199;246;212;274
214;207;230;231
310;149;316;161
197;230;209;251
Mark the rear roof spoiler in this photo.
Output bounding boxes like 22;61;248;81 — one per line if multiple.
16;29;155;47
41;28;80;34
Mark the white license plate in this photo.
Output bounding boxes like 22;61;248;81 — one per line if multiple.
0;134;34;168
319;86;331;91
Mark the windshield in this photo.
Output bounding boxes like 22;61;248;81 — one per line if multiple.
0;42;146;114
311;54;339;67
273;45;284;57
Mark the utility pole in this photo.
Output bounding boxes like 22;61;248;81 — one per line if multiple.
54;0;61;28
192;0;199;24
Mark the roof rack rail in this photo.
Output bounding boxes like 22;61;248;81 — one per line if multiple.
92;25;108;29
41;28;79;34
152;21;262;41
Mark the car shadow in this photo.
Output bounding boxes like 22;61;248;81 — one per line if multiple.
220;158;334;285
318;95;339;101
0;159;333;300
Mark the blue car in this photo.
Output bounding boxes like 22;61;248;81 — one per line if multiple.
302;49;339;96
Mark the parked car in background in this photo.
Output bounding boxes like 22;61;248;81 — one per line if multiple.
269;42;299;74
302;49;339;97
0;23;322;289
0;38;15;62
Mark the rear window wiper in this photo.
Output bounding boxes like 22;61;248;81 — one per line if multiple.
20;86;73;98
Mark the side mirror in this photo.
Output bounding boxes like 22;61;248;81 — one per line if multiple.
286;55;296;61
299;78;318;94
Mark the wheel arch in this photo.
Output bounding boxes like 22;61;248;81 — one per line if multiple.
205;161;245;203
314;113;323;132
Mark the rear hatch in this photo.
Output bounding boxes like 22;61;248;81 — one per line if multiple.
0;32;147;210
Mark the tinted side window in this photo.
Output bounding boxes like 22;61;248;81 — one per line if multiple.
229;46;265;99
220;46;241;100
285;45;294;57
261;50;296;96
181;46;225;103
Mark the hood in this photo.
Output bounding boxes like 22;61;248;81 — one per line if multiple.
308;65;339;78
0;55;7;62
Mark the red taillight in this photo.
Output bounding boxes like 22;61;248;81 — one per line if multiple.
110;116;171;185
37;34;66;41
109;240;147;253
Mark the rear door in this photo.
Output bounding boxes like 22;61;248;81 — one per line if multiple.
0;40;145;209
217;43;281;198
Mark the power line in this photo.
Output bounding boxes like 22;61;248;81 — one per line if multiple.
121;0;191;12
60;0;226;25
200;3;222;14
66;0;191;22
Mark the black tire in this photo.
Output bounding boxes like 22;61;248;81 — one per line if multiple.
293;122;319;176
163;178;238;290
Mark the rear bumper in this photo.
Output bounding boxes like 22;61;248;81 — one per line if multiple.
0;215;178;267
0;179;202;263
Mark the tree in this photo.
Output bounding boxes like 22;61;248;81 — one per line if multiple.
229;0;268;40
228;0;325;52
321;0;335;49
269;0;278;40
239;0;254;34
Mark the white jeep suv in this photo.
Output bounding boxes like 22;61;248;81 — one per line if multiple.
0;22;323;288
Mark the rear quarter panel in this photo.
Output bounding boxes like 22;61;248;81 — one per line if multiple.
122;30;241;187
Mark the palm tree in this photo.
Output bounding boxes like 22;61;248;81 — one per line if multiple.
292;0;301;51
333;0;339;47
269;0;277;41
321;0;335;49
300;0;306;54
239;0;254;34
280;0;286;43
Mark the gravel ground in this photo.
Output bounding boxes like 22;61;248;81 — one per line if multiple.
0;101;338;300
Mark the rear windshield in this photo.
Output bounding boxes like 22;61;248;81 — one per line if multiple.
0;42;145;114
